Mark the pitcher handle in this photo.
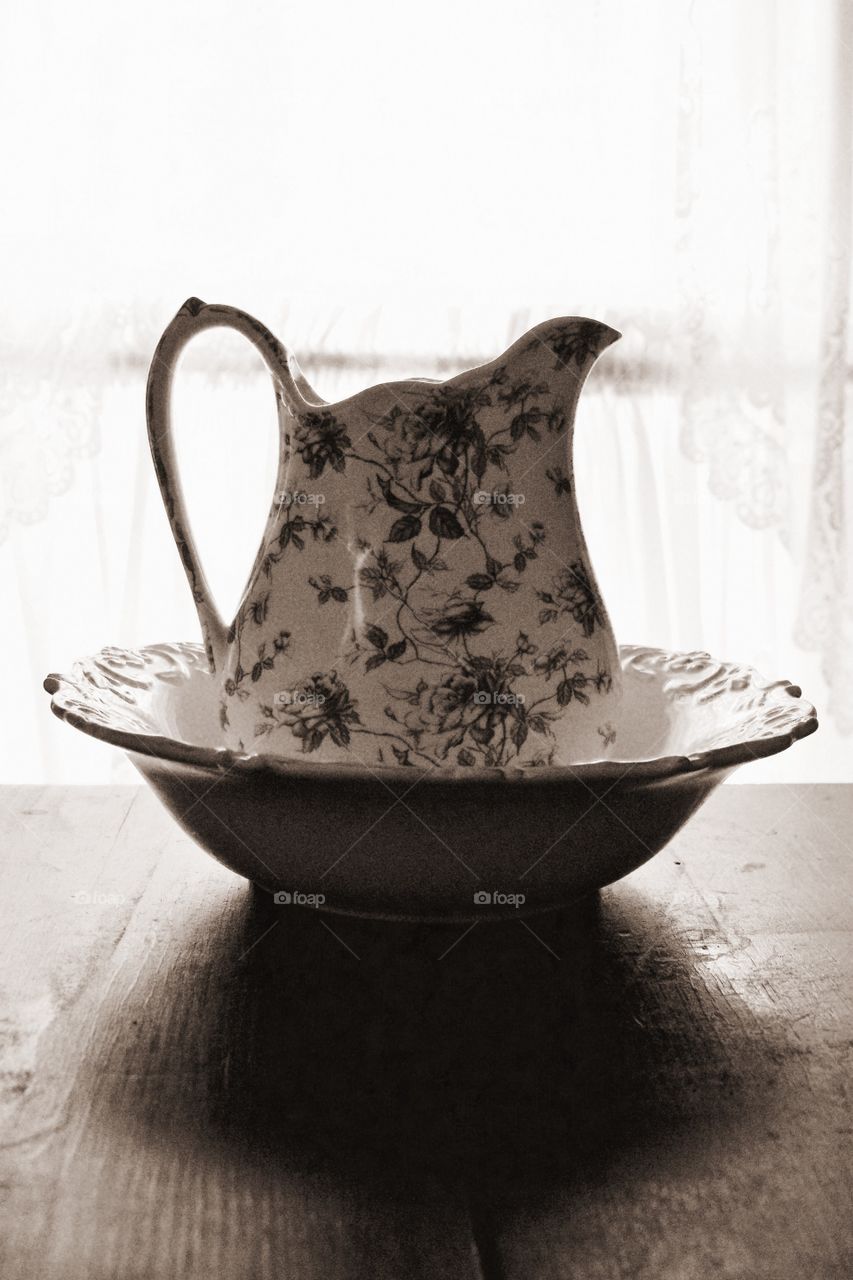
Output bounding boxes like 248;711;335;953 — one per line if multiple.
146;297;308;673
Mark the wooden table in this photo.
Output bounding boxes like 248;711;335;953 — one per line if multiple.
1;784;851;1279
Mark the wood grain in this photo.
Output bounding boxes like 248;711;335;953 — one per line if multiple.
0;784;851;1279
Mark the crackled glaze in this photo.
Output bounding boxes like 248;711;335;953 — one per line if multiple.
147;299;622;768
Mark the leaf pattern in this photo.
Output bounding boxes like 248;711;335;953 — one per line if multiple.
205;318;619;764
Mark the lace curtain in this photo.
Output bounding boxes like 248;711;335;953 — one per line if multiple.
1;0;850;781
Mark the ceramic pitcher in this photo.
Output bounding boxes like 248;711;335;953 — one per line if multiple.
147;298;622;768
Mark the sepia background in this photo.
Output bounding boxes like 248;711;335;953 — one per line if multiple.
1;0;850;782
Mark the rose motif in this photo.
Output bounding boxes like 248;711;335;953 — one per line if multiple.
403;669;480;737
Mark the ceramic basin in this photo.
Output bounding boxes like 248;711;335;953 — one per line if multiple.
44;643;817;921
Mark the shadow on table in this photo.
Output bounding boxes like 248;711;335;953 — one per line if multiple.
93;886;782;1206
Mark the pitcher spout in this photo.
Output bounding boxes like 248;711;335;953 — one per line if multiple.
523;316;621;371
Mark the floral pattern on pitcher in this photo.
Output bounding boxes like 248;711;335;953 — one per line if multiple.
147;301;623;768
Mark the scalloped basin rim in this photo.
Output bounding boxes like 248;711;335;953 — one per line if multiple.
44;642;818;785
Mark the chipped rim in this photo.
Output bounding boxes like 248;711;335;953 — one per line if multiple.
44;643;818;787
